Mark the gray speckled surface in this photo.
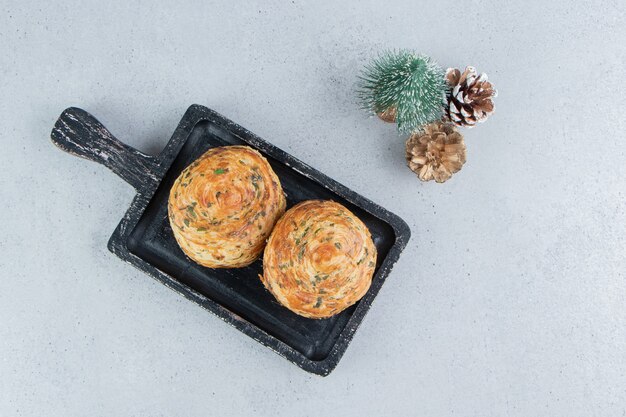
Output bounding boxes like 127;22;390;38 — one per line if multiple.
1;1;625;416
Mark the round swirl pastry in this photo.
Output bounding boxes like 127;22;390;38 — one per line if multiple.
261;200;377;319
168;145;286;268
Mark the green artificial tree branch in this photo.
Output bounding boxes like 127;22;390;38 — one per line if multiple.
358;50;448;133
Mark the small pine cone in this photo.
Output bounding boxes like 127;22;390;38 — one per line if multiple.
377;106;397;123
445;66;497;127
405;122;466;183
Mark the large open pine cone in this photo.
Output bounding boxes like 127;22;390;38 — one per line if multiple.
445;66;497;127
405;122;466;183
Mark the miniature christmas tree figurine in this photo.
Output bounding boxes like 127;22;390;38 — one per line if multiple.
358;50;447;133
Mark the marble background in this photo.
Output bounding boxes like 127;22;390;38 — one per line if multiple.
1;1;624;416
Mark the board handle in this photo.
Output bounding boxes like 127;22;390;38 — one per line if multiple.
51;107;160;190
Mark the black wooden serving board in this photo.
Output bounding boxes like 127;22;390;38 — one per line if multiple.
51;105;410;376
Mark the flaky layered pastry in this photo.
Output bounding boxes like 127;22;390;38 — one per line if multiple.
168;145;286;268
261;200;377;319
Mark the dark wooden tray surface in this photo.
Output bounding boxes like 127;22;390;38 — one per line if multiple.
51;105;410;375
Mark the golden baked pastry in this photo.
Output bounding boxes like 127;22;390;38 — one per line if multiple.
168;145;286;268
261;200;377;319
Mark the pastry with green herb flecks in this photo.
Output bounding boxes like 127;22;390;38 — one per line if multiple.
168;145;286;268
261;200;377;319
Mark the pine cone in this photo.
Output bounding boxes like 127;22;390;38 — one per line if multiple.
377;106;397;123
405;123;466;183
445;66;497;127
